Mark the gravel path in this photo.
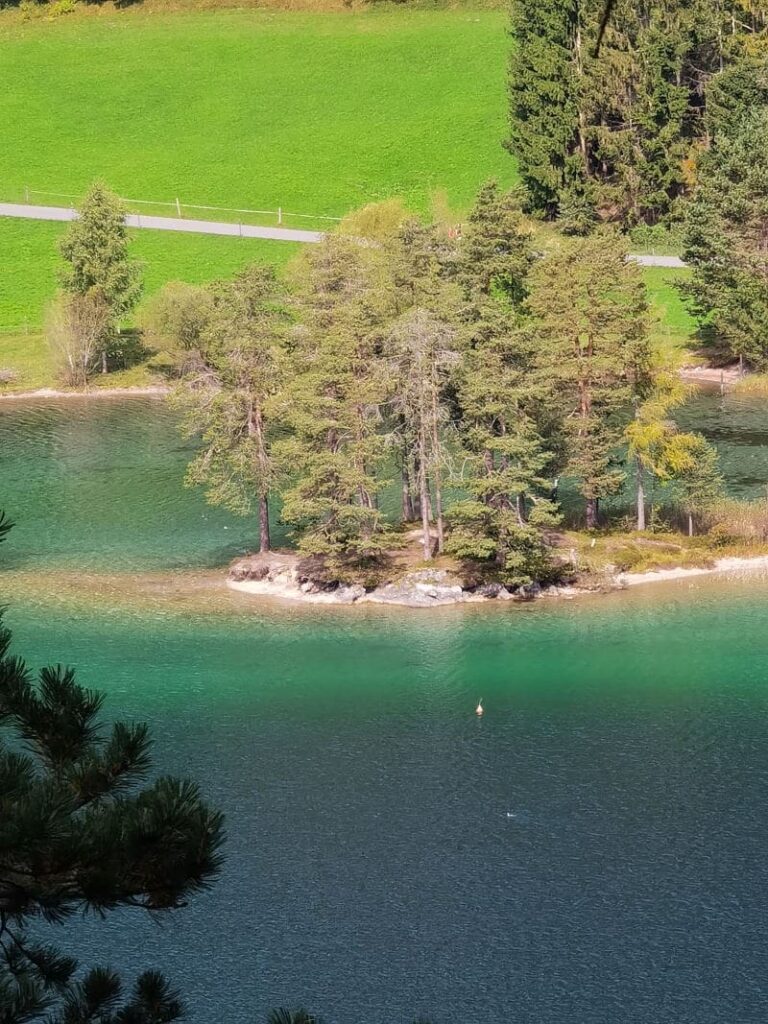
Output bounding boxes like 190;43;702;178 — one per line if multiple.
0;202;322;243
0;202;687;264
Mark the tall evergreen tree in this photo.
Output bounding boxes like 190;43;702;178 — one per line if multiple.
507;0;764;226
506;0;581;214
528;232;652;527
448;183;559;581
278;237;395;577
681;110;768;368
59;182;143;373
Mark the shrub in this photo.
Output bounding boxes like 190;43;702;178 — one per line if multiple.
48;0;76;16
706;498;768;544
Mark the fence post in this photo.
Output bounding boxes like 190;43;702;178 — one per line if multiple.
278;206;282;226
176;197;181;217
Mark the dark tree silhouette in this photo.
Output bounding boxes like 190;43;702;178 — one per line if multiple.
0;512;225;1023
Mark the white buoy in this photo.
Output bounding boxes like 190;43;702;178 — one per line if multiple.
475;699;484;716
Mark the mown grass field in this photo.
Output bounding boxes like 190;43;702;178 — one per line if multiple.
0;1;697;387
0;4;512;328
642;267;697;360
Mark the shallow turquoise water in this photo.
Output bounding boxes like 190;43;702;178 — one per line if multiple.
2;396;768;1022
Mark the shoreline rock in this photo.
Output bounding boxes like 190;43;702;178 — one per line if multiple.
227;554;579;608
227;552;768;609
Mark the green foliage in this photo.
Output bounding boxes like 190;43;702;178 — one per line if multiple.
59;182;143;320
0;516;224;1023
681;110;768;368
140;281;213;354
458;180;535;303
667;432;723;533
449;182;559;577
447;500;557;586
278;236;398;571
527;231;652;526
506;0;580;213
267;1011;322;1024
173;265;290;551
507;0;768;227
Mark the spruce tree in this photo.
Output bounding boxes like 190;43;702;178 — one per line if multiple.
507;0;759;226
681;110;768;369
528;232;651;528
506;0;581;214
0;515;224;1023
448;183;559;582
59;182;143;373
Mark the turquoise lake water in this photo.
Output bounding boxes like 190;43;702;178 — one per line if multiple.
1;395;767;1022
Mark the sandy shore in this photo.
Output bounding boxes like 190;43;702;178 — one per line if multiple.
618;554;768;588
0;385;169;402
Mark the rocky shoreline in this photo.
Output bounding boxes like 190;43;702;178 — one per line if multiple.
227;552;768;609
227;553;588;608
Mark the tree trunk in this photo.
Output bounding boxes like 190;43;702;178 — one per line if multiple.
574;20;590;175
418;425;431;560
248;398;271;553
430;382;444;553
101;348;108;374
636;458;646;531
420;473;431;560
688;512;694;538
401;463;415;522
516;492;527;526
586;497;599;530
259;493;270;554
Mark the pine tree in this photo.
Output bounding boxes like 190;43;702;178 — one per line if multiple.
278;237;396;578
59;182;143;373
528;232;652;528
0;516;224;1023
174;265;289;554
458;181;536;304
387;308;457;560
383;218;458;540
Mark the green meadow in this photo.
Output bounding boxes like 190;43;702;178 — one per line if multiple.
0;5;512;328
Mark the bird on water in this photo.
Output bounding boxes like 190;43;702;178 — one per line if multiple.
475;699;484;716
